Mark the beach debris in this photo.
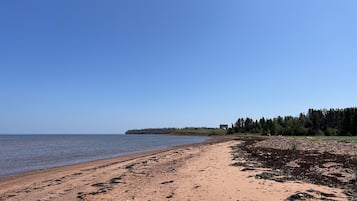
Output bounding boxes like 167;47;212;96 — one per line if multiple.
306;189;336;198
230;136;357;199
241;167;256;171
110;177;125;184
160;180;174;185
166;192;174;199
125;164;135;169
286;192;314;201
91;182;105;187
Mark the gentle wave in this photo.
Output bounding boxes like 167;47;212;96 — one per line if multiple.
0;134;209;177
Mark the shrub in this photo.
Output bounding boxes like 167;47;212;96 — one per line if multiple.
325;128;338;136
290;143;298;151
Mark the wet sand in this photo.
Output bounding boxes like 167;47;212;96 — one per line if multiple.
0;137;351;201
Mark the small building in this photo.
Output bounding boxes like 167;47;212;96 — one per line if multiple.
219;124;228;130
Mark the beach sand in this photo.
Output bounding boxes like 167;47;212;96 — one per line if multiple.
0;138;349;201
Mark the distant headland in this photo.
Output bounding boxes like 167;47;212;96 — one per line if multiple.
125;127;228;136
125;128;176;135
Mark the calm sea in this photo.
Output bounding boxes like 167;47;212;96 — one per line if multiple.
0;134;209;177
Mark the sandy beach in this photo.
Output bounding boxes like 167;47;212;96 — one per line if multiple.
0;137;354;201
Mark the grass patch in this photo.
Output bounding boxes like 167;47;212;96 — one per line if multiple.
292;136;357;144
233;132;262;136
173;128;227;136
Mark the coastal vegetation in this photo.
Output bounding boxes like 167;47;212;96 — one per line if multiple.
126;127;226;136
172;128;227;136
126;107;357;137
229;108;357;136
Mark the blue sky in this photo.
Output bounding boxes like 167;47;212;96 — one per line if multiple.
1;0;356;134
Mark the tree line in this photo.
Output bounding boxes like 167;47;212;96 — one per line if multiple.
229;108;357;136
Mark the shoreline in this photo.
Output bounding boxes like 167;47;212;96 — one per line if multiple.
0;134;215;179
0;136;235;201
0;136;232;181
0;136;353;201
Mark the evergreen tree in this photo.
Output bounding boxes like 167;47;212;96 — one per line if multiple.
232;107;357;136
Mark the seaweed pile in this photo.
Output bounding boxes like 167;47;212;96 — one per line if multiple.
231;136;357;200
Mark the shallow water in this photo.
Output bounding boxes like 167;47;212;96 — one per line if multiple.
0;134;209;177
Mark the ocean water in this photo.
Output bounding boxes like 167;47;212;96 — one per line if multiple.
0;134;209;177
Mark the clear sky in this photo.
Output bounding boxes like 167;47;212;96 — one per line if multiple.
1;0;356;134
